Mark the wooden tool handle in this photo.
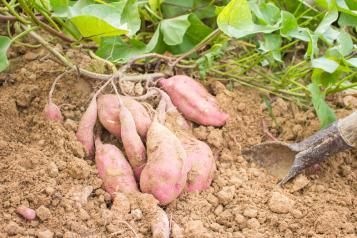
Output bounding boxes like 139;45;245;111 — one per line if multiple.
338;111;357;147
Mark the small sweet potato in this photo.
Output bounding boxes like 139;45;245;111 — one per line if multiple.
16;206;36;220
140;119;188;205
43;101;63;122
97;94;151;138
119;104;147;180
159;75;228;126
95;137;138;197
181;136;216;192
151;207;170;238
76;96;97;157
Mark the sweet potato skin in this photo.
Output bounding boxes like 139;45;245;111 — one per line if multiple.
16;206;36;220
159;75;228;126
95;138;138;197
151;207;170;238
119;105;147;180
43;101;63;122
97;95;121;138
97;94;151;138
181;137;216;192
140;120;188;205
76;97;97;157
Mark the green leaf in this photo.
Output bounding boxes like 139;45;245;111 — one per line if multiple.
336;0;357;16
0;36;11;72
338;12;357;27
69;3;130;41
337;31;353;56
280;11;310;41
96;37;146;62
312;57;339;73
308;83;336;128
161;0;193;18
149;0;162;12
50;0;69;17
315;10;338;34
259;33;282;62
160;14;191;45
346;58;357;67
120;0;141;36
217;0;278;38
249;2;280;25
147;13;212;55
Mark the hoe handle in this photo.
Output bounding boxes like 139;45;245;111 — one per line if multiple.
338;111;357;148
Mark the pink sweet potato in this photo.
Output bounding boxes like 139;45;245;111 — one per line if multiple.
119;105;147;180
159;75;228;126
16;206;36;220
140;119;188;205
97;94;151;138
95;137;138;197
76;96;97;157
151;207;170;238
181;137;216;192
160;90;191;132
43;101;63;122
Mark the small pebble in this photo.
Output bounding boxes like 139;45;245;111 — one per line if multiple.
37;229;54;238
6;221;24;235
246;218;260;229
36;205;51;221
268;191;294;214
243;207;258;218
131;209;143;220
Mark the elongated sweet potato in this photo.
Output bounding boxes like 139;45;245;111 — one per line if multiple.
43;101;63;122
76;96;97;157
151;207;170;238
181;136;216;192
159;75;228;126
95;137;138;197
160;90;191;132
97;94;151;138
119;105;147;180
140;119;188;205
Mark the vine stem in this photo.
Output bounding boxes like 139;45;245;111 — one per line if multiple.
24;25;166;81
171;28;221;66
18;0;75;43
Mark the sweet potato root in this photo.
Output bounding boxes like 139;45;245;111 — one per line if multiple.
151;207;170;238
159;75;228;126
95;137;138;197
16;206;36;220
119;104;147;180
97;94;151;138
140;119;188;205
181;137;216;192
43;101;63;122
76;96;97;157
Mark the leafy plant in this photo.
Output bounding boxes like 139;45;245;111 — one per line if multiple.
0;0;356;128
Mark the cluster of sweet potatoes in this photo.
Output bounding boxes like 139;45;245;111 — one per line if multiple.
44;75;228;207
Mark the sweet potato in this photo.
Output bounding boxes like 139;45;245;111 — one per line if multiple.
76;96;97;157
16;206;36;220
181;137;216;192
159;90;191;132
95;137;138;197
97;94;151;138
151;207;170;238
119;104;147;180
43;101;63;122
140;119;188;205
159;75;228;126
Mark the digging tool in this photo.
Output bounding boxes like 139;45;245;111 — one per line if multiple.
243;111;357;185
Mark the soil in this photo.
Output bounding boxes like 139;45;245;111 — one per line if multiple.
0;44;356;238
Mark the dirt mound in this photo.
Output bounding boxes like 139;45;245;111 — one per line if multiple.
0;47;355;238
